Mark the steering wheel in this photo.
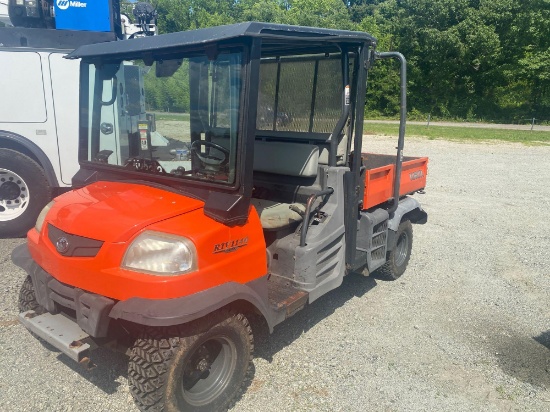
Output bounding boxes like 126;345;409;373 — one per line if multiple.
124;157;165;174
191;140;230;173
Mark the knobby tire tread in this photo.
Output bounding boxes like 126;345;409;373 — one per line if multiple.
377;220;413;281
18;275;43;313
128;310;253;412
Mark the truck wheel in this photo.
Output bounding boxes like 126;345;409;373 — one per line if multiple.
0;149;51;238
377;220;413;281
18;275;44;313
128;311;253;412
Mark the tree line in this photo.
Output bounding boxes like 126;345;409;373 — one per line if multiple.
141;0;550;122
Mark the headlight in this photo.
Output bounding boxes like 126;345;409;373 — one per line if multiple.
35;201;54;233
122;231;197;276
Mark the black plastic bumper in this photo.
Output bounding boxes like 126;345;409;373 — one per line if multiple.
12;244;114;338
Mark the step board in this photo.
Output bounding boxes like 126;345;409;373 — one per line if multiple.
268;278;309;318
370;220;388;269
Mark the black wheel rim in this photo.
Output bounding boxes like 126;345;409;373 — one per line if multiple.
395;231;409;267
181;336;237;406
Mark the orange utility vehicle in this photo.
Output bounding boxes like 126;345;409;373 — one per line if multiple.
14;22;427;411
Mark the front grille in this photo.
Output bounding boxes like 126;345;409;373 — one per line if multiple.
48;224;104;257
49;279;78;310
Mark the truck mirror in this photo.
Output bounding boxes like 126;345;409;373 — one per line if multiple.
97;63;120;80
155;59;183;77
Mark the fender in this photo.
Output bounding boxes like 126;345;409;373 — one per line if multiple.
110;277;276;331
388;196;427;231
13;243;277;332
11;243;36;276
0;130;59;188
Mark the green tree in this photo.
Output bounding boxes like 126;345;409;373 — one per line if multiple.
149;0;550;121
240;0;286;22
284;0;352;28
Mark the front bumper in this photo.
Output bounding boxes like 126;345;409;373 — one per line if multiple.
13;244;114;338
19;310;92;362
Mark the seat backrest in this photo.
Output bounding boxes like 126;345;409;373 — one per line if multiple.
253;140;319;177
317;133;348;166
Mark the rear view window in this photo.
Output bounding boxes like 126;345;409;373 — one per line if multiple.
257;55;342;133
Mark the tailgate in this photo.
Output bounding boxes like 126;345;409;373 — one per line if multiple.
362;154;428;210
399;157;428;197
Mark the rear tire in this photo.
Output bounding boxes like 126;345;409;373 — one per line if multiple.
376;220;413;281
0;149;52;238
128;310;253;412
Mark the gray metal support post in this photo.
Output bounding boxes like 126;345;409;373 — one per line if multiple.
374;51;407;215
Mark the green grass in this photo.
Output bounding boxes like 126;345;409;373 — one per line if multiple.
149;113;549;144
150;112;190;122
364;122;550;145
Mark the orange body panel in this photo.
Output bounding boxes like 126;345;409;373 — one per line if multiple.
363;154;428;210
28;181;267;301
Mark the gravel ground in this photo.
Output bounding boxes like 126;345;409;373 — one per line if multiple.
1;136;549;411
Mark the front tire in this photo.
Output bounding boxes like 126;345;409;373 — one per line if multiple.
0;149;52;238
376;220;413;280
18;275;44;313
128;310;253;412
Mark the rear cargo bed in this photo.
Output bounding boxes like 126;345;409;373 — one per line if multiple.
361;153;428;210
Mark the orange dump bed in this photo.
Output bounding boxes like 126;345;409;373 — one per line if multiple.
362;153;428;210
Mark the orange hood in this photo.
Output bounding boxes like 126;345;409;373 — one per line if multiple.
47;182;204;243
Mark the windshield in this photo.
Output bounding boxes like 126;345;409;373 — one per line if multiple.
80;51;243;185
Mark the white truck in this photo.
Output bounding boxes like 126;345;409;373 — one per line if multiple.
0;29;113;237
0;3;156;237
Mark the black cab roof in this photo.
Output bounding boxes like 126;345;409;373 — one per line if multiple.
67;22;377;61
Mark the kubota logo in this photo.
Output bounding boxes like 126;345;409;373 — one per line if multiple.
56;237;70;254
56;0;87;10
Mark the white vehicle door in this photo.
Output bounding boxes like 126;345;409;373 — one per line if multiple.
49;52;81;185
0;51;47;123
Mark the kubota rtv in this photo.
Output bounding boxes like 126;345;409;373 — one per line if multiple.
14;22;428;411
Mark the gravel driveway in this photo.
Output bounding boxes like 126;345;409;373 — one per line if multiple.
0;136;549;411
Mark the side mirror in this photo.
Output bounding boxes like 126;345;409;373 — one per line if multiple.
155;59;183;77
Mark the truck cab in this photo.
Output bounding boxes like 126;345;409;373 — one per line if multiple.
14;22;427;412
